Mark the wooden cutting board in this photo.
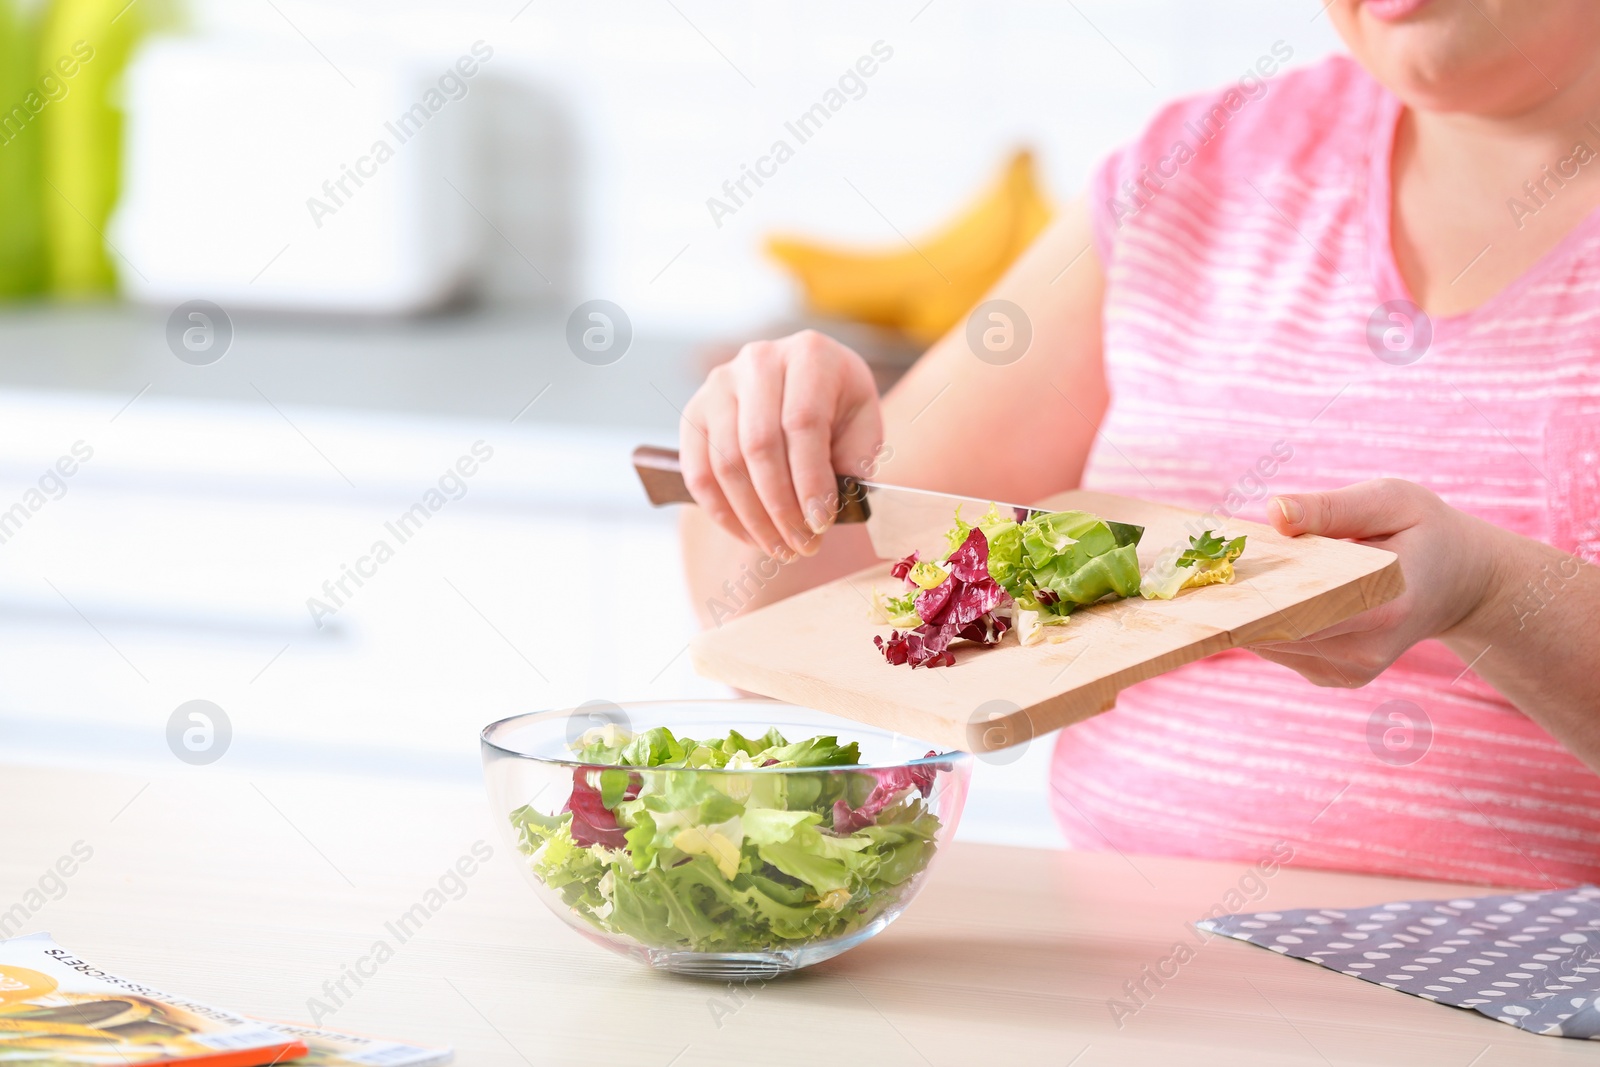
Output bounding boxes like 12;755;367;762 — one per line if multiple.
689;489;1404;754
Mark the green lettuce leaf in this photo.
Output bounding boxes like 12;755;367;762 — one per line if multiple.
1141;530;1247;600
871;587;922;627
757;734;862;768
1178;530;1248;570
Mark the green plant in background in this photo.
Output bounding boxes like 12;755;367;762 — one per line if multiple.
38;0;150;297
0;0;48;298
0;0;165;301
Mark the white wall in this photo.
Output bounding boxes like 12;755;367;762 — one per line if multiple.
173;0;1342;331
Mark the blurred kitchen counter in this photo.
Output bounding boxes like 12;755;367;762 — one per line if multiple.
2;763;1573;1067
0;303;701;433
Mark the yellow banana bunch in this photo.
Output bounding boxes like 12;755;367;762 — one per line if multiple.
766;149;1052;345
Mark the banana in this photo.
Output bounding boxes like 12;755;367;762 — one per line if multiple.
765;149;1052;345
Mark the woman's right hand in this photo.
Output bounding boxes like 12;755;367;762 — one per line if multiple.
679;329;883;560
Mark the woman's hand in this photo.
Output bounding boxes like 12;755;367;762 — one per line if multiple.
1250;478;1509;686
678;330;883;560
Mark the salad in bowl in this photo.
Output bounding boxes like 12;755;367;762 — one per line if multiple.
482;701;970;978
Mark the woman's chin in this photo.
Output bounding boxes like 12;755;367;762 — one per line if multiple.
1332;0;1575;116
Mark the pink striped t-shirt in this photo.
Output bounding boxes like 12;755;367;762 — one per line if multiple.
1052;54;1600;888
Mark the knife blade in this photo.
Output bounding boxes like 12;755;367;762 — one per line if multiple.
632;445;1144;560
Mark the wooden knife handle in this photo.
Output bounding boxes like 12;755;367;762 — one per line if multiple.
632;445;697;506
631;445;870;523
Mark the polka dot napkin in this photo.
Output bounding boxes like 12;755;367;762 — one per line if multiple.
1196;885;1600;1038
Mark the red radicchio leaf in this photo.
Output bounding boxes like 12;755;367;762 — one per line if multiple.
945;526;990;582
563;766;639;849
832;798;873;835
947;576;1007;627
954;611;1010;645
873;752;941;798
889;551;920;584
873;630;908;665
877;528;1010;668
833;750;942;832
922;529;1003;626
874;629;956;669
913;578;954;623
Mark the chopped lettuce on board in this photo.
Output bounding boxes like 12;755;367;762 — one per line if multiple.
1139;530;1248;600
947;504;1143;613
510;727;945;952
874;503;1146;661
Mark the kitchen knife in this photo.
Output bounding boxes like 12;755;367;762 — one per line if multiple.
632;445;1144;560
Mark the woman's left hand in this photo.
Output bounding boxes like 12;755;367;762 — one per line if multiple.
1249;478;1507;687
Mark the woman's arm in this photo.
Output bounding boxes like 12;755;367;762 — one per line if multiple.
1445;528;1600;767
1256;479;1600;772
679;197;1109;627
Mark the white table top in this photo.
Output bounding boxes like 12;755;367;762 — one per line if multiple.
2;763;1590;1066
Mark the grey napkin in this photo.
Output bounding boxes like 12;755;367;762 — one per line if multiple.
1196;884;1600;1038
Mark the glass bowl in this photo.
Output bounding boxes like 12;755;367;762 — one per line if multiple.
481;700;970;979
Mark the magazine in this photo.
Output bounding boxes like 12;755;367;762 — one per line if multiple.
260;1024;450;1067
0;932;304;1066
0;935;450;1067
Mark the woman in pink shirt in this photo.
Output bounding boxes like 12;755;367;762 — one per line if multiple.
676;0;1600;887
